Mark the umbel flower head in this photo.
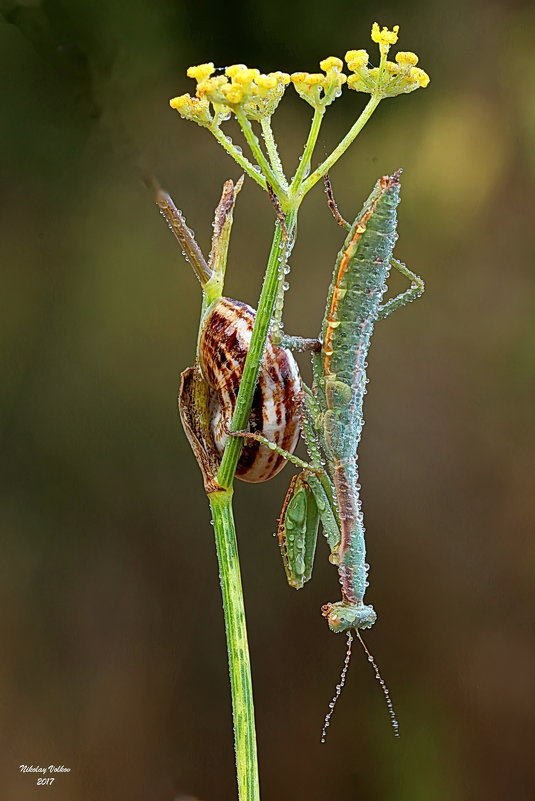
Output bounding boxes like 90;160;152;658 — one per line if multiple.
170;62;290;125
291;56;347;109
346;23;430;98
169;24;429;129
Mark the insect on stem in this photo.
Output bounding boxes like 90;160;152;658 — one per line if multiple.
356;631;400;737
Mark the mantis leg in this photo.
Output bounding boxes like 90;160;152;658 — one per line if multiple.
232;392;343;575
278;472;319;588
228;429;316;471
304;472;341;555
279;334;321;353
324;174;351;230
290;391;343;556
229;384;323;473
378;259;425;320
278;469;341;588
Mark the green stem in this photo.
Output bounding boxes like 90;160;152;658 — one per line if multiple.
211;125;267;190
209;489;259;801
299;95;381;196
208;210;295;801
216;209;296;488
289;105;325;192
235;111;285;198
260;117;288;190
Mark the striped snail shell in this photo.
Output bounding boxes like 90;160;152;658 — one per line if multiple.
198;297;301;483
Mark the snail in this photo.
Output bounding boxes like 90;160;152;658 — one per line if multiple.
198;297;301;483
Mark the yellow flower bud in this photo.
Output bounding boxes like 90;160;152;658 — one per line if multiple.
225;64;248;78
304;73;325;86
270;71;290;85
187;62;215;81
233;68;260;86
169;94;190;110
345;50;369;70
395;51;419;66
222;84;244;104
409;66;430;88
256;74;278;90
371;22;400;46
196;75;227;99
169;93;211;126
320;56;344;72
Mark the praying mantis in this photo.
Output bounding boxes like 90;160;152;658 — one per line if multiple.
157;168;424;736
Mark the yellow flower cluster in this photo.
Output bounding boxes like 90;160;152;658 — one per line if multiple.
291;56;346;109
346;23;430;98
169;23;430;127
169;93;212;126
170;62;290;124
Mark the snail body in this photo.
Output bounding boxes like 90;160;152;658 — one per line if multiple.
198;297;301;483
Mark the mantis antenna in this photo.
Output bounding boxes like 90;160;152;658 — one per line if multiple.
356;631;400;737
320;630;400;742
320;631;353;743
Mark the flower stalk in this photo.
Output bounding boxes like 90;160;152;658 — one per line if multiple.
209;489;259;801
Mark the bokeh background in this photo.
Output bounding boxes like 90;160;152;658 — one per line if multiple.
1;1;534;799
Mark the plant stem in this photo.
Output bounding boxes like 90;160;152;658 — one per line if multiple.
260;117;288;190
209;489;260;801
299;95;381;196
217;209;296;488
211;125;267;190
206;209;295;801
290;105;325;192
235;111;285;198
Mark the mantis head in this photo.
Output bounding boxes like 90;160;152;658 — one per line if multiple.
322;601;377;633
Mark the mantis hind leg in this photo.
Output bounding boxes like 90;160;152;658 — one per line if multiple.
324;174;351;230
378;259;425;320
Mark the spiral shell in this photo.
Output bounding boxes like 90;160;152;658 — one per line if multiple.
198;297;301;482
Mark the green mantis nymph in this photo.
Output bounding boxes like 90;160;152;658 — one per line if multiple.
157;168;424;739
236;170;425;736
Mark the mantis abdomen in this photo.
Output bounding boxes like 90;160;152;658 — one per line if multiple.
318;173;401;632
316;172;400;460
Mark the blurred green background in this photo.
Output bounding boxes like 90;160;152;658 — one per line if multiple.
1;1;534;799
